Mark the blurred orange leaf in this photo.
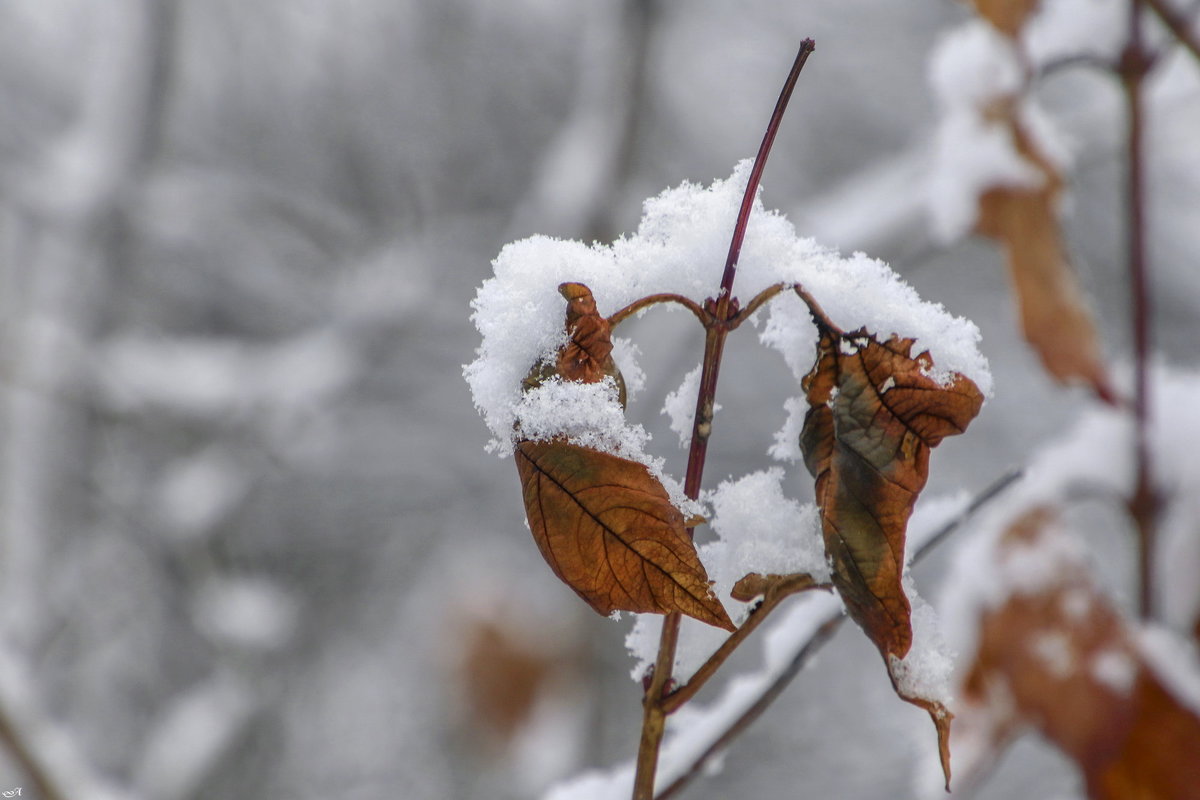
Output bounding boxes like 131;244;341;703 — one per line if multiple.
976;103;1113;400
958;507;1200;799
516;439;734;631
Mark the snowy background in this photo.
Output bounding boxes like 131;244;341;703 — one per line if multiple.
1;1;1197;799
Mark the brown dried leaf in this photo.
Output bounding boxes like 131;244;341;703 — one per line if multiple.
459;617;555;742
524;282;627;405
796;318;982;788
959;508;1200;798
976;104;1113;400
514;282;728;628
516;439;734;631
970;0;1041;37
800;326;983;659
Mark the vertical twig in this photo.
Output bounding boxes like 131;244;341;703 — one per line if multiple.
1120;0;1159;619
631;39;815;800
0;0;175;794
1143;0;1200;63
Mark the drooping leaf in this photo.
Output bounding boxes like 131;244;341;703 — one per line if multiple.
516;439;734;631
796;308;983;787
800;323;983;658
975;101;1113;401
955;507;1200;799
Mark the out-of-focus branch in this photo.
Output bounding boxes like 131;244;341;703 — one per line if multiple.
1121;0;1160;619
506;0;658;242
1144;0;1200;62
0;649;142;800
0;0;178;793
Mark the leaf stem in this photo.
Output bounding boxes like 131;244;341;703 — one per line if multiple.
662;579;831;714
631;41;815;800
717;39;816;315
1121;0;1159;619
608;293;713;329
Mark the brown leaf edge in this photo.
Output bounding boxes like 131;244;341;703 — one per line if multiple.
522;282;627;406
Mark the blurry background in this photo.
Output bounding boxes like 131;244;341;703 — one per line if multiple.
0;1;1197;798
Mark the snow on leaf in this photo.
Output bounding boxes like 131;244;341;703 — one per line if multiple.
466;162;992;461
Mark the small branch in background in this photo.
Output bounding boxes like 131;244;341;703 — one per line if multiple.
632;41;816;800
608;293;713;329
0;650;141;800
1143;0;1200;63
1120;0;1160;620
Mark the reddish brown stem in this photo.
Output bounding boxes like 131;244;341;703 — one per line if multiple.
662;578;832;714
1122;0;1159;620
631;40;815;800
717;40;816;313
608;293;713;329
1144;0;1200;63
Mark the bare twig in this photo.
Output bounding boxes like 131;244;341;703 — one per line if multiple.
608;293;713;329
1144;0;1200;63
729;282;791;328
1121;0;1160;619
662;579;832;714
655;613;843;800
631;40;816;800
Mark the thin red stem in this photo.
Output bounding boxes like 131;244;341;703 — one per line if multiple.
1122;0;1158;620
631;41;816;800
717;39;816;310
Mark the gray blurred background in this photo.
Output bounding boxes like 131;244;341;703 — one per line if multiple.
0;1;1197;799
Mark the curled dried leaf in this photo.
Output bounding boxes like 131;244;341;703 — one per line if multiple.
794;303;983;789
522;282;627;405
800;324;983;660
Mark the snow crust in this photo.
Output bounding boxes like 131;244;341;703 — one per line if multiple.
466;162;993;473
661;364;707;448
